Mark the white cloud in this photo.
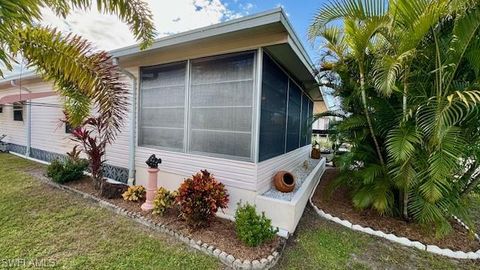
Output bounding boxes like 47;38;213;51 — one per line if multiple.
39;0;243;51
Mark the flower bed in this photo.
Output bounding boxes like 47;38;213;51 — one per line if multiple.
311;168;480;258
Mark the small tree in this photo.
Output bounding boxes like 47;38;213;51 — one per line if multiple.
71;117;107;190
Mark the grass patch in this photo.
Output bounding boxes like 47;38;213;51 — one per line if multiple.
0;153;219;269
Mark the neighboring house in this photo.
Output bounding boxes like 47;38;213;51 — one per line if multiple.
0;8;326;234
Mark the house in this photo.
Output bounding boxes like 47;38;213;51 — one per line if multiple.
0;8;326;235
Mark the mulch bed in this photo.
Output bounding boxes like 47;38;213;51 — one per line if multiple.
65;177;280;261
311;168;480;252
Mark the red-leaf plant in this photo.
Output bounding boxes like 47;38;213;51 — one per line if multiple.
71;117;107;191
176;170;229;229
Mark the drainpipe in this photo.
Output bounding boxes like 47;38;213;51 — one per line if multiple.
11;80;31;157
113;57;137;185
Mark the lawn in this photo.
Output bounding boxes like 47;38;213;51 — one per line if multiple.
1;153;479;270
0;153;219;270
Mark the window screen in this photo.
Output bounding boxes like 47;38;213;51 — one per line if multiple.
308;100;314;145
13;104;23;122
286;80;301;152
189;53;254;159
139;62;186;150
259;54;288;161
300;94;310;146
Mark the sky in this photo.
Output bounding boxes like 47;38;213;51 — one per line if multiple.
40;0;326;64
21;0;337;107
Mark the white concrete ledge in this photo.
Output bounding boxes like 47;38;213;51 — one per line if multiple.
308;185;480;260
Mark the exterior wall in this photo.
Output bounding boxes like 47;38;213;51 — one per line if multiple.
0;79;130;182
256;145;311;194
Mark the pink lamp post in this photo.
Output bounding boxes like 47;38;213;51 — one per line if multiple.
141;154;162;212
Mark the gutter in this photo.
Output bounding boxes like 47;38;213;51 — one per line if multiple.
113;58;137;185
10;79;31;157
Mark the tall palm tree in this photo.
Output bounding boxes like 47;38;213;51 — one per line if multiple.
313;0;480;235
1;0;156;142
309;0;390;166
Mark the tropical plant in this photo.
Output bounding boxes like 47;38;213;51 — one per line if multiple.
176;170;229;229
152;187;177;216
46;147;88;183
235;202;278;247
122;185;146;202
311;0;480;236
71;117;107;190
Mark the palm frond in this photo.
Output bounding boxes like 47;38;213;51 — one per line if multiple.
15;27;129;143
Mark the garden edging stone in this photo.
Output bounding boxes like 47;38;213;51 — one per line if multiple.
308;174;480;260
35;174;286;269
309;194;480;260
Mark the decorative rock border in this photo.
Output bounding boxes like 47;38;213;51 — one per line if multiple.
35;174;285;269
308;194;480;260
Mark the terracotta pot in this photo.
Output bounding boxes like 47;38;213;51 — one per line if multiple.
311;148;321;159
274;171;295;193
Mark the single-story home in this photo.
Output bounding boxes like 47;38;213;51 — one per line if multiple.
0;8;327;235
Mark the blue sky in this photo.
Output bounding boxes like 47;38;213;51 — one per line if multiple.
40;0;328;63
223;0;326;61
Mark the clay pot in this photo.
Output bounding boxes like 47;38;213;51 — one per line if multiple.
274;171;295;193
311;148;321;159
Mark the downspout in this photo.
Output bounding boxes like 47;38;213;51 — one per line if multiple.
11;79;31;157
113;58;137;185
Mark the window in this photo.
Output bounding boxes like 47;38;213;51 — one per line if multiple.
189;52;255;159
259;53;314;162
300;94;310;146
139;61;187;151
286;81;301;152
65;123;74;134
138;52;255;160
13;103;23;121
259;54;288;161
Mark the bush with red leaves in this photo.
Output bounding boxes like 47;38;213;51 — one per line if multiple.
176;170;229;229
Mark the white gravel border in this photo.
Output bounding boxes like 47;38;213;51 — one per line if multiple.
34;174;286;269
308;177;480;260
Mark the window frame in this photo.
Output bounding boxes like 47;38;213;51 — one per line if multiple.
137;51;258;162
138;60;188;153
13;103;24;122
258;52;314;162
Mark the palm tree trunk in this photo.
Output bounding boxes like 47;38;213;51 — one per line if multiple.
360;71;385;166
461;162;480;196
401;68;409;219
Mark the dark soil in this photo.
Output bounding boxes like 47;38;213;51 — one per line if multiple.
311;168;480;252
65;177;280;261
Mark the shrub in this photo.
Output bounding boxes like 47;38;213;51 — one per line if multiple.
176;170;229;228
235;202;278;247
46;154;88;184
122;185;146;202
152;187;177;216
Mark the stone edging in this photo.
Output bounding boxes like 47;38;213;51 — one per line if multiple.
36;176;285;269
308;197;480;260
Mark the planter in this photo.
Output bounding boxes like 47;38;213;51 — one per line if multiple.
311;148;321;159
274;171;295;193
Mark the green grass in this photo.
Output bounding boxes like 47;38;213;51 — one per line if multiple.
0;153;219;270
2;153;479;270
276;206;480;270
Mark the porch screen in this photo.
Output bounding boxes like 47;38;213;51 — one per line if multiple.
258;54;288;161
300;94;310;146
189;52;255;159
139;61;186;150
286;80;301;152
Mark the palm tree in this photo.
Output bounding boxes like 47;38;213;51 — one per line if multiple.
313;0;480;235
1;0;156;143
309;0;390;166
